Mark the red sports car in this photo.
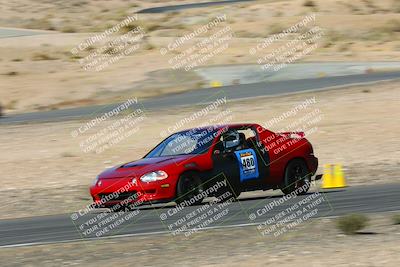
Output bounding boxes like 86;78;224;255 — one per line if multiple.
90;123;318;209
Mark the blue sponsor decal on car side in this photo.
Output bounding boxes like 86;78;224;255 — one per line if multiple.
234;149;259;182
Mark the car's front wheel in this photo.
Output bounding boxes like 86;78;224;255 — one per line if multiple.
175;172;204;206
281;159;311;195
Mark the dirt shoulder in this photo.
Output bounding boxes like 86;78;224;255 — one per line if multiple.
0;80;399;220
0;212;399;266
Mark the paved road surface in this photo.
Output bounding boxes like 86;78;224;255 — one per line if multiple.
138;0;253;13
0;28;52;38
0;183;399;248
1;71;399;124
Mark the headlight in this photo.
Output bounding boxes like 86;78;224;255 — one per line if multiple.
140;170;168;183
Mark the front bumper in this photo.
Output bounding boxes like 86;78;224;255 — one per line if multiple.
90;177;176;208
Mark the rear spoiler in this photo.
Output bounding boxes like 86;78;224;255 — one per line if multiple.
277;131;305;139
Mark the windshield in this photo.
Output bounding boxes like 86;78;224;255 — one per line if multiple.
145;128;219;158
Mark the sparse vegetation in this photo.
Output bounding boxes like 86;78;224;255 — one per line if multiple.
60;152;75;158
381;19;400;33
32;53;59;61
393;0;400;13
120;23;141;34
268;23;285;34
235;30;260;38
362;0;381;14
4;100;18;110
86;46;96;52
1;0;400;115
4;71;18;76
323;30;345;44
143;42;156;51
69;54;83;60
337;214;369;235
28;17;54;31
71;0;88;7
340;2;361;14
60;25;77;33
303;0;316;7
274;10;283;17
144;23;163;32
337;43;350;52
392;214;400;225
103;46;119;55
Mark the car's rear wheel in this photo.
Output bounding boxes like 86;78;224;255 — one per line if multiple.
175;173;204;206
281;159;311;195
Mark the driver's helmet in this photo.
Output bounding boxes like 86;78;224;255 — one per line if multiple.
223;130;240;149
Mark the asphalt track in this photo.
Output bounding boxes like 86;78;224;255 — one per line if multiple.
137;0;253;13
0;183;399;248
0;28;50;39
1;71;400;125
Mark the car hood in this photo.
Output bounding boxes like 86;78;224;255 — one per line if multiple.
98;155;192;179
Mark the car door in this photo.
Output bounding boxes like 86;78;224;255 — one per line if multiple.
245;127;270;186
210;127;270;192
235;127;270;189
211;136;241;192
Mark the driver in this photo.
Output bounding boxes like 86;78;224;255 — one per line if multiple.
223;130;246;152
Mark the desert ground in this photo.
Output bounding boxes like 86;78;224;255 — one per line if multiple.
0;212;399;266
0;80;399;220
1;0;400;113
1;1;399;265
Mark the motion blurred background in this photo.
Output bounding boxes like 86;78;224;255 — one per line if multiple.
0;0;399;266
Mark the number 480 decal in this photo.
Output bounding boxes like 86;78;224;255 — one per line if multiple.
235;149;259;182
241;157;255;169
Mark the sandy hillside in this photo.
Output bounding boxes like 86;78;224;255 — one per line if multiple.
1;0;400;113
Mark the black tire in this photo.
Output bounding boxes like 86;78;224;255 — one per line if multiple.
175;172;204;205
281;159;311;195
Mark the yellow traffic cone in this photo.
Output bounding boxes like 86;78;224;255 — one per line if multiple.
210;81;222;88
321;164;334;189
333;164;347;188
